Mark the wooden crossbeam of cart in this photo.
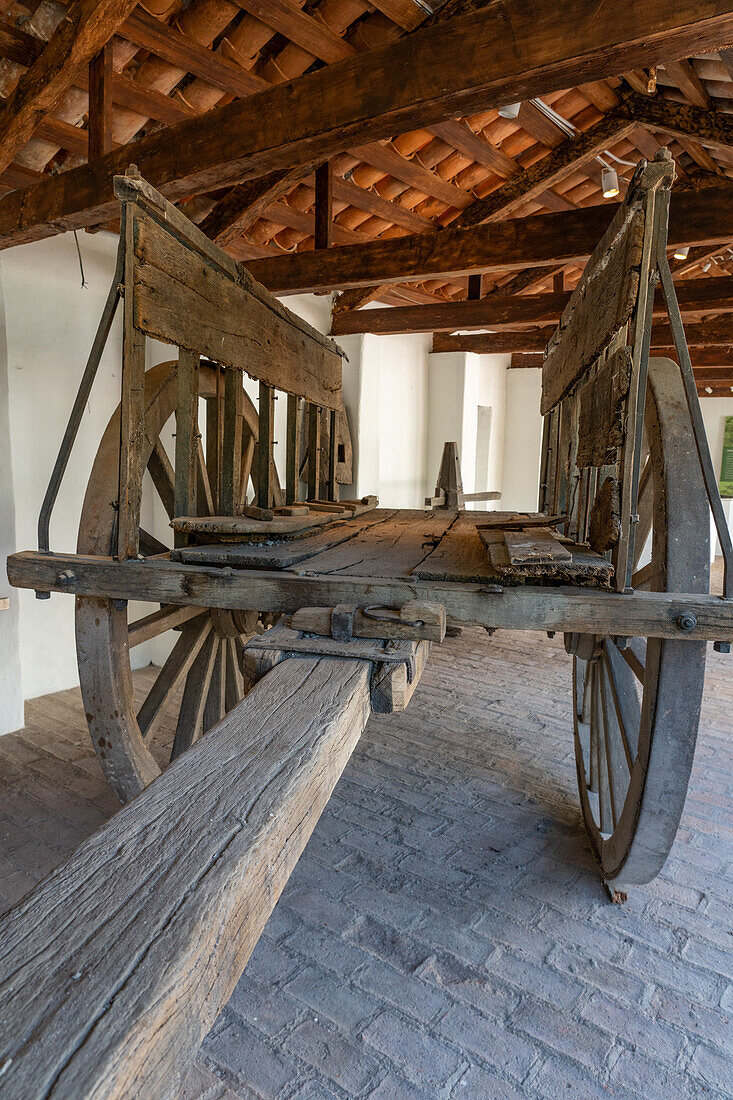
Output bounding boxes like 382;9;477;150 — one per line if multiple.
9;550;733;642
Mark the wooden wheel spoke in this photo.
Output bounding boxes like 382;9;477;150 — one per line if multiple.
633;455;653;572
225;637;245;712
594;668;614;835
171;631;218;761
600;653;631;826
197;439;215;516
148;439;176;520
203;640;227;732
631;562;653;591
139;527;170;557
238;431;255;511
604;640;640;761
137;618;212;741
128;605;204;648
617;637;646;683
588;664;599;793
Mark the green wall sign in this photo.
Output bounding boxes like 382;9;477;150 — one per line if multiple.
721;416;733;498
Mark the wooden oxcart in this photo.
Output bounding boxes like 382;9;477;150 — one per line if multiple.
2;149;733;1096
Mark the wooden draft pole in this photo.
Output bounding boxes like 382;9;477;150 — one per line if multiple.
0;655;375;1098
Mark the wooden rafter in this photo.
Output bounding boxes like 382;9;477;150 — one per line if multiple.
452;112;637;228
0;0;140;178
1;0;733;248
331;274;733;335
245;186;733;294
434;315;733;355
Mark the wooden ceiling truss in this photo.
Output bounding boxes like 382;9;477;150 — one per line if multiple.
0;0;732;386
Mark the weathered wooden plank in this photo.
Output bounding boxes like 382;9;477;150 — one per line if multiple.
171;497;378;541
479;528;613;585
171;509;397;569
0;655;372;1099
577;348;633;468
541;206;646;414
9;549;733;640
503;527;573;565
130;209;342;409
588;476;622;553
292;510;457;577
1;0;731;247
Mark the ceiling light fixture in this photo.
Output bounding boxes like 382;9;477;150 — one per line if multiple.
601;166;620;199
498;102;521;119
674;245;690;261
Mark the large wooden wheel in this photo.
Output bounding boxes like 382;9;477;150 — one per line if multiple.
569;357;710;886
76;360;270;802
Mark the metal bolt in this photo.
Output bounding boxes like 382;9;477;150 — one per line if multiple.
676;613;697;633
546;631;556;639
56;569;75;586
479;584;503;594
714;641;731;654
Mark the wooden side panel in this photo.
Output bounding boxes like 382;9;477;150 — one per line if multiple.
541;207;644;414
577;347;632;468
130;208;342;409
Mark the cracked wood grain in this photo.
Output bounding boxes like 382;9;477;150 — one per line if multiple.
0;656;371;1099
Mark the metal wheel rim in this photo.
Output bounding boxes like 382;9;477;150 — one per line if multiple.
572;357;709;885
76;360;265;802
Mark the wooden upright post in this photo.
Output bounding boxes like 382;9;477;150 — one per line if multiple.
117;203;146;560
258;383;274;509
327;408;338;501
314;161;334;251
206;379;223;513
221;368;242;515
174;349;199;545
308;403;321;501
467;273;482;300
286;393;301;505
88;43;113;161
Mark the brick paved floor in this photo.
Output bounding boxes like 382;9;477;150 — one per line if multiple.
1;603;732;1098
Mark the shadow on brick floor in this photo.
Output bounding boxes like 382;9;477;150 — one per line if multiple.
1;610;732;1099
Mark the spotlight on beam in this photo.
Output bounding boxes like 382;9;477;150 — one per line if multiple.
498;102;521;120
674;245;690;261
601;166;619;199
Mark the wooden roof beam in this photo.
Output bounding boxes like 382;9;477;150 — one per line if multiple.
433;315;733;355
2;0;733;248
0;0;140;178
246;185;733;294
618;91;733;157
331;274;733;335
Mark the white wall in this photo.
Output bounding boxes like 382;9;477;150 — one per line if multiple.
701;397;733;558
338;331;431;507
502;367;544;512
425;351;508;507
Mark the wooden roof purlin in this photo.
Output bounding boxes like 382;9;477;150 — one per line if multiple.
1;0;733;352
